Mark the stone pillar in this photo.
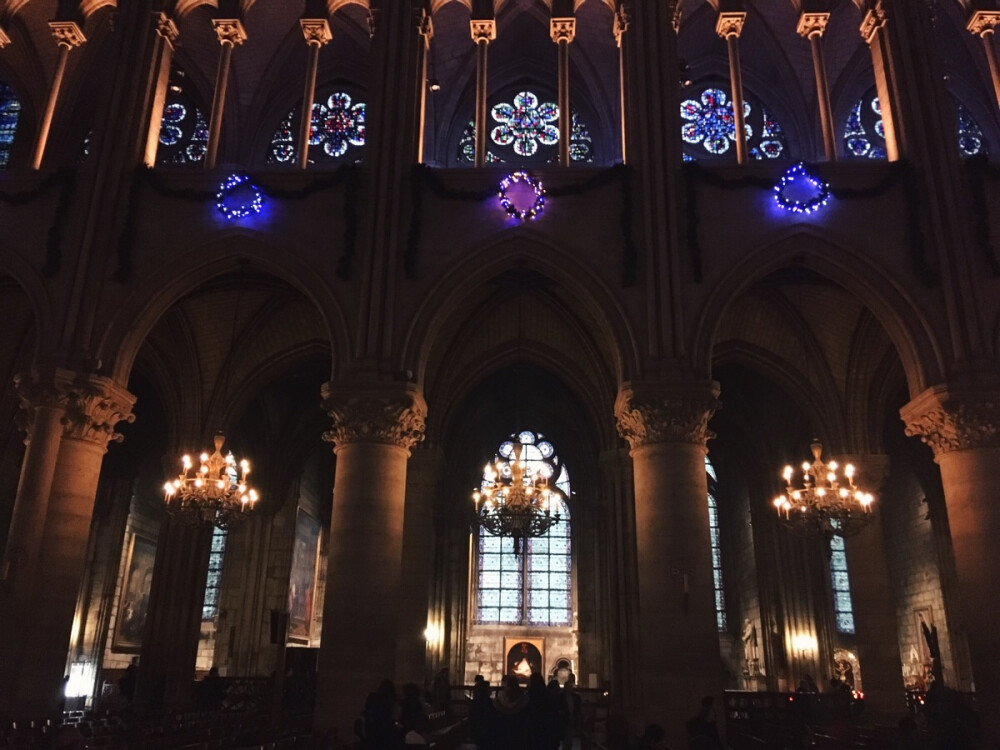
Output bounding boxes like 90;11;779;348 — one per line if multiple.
297;19;332;170
550;17;576;166
796;12;836;162
143;13;180;167
613;7;629;163
615;381;722;745
715;12;748;165
315;383;426;735
901;386;1000;744
0;370;134;718
470;19;496;168
33;22;86;170
839;454;905;721
396;445;444;686
967;11;1000;115
205;20;247;170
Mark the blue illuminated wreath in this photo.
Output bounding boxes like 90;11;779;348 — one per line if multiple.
498;171;545;221
773;163;830;215
216;173;264;220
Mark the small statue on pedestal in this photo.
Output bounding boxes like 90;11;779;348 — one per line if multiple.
742;618;760;676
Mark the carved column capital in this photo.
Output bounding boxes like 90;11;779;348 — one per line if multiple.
968;10;1000;38
322;383;427;454
0;26;11;48
470;19;496;44
300;18;332;46
550;17;576;44
671;2;682;34
796;12;830;40
15;369;136;451
901;384;1000;457
614;382;720;451
212;19;247;47
153;11;179;45
48;21;87;49
612;6;629;45
859;0;887;45
417;8;433;43
715;11;746;40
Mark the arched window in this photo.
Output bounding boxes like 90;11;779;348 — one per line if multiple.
829;522;855;634
706;456;726;632
680;86;787;162
457;90;594;165
157;68;208;165
476;431;572;627
0;81;21;168
268;90;366;165
201;526;227;620
843;90;987;159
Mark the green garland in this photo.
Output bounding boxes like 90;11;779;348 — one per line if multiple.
0;169;77;277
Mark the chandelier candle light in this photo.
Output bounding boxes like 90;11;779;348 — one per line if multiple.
164;434;259;528
473;439;560;554
773;440;874;538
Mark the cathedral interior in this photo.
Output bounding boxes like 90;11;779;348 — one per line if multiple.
1;0;1000;747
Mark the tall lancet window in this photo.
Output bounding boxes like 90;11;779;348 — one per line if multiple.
476;431;572;627
706;456;726;631
201;526;227;620
829;521;855;634
0;81;21;168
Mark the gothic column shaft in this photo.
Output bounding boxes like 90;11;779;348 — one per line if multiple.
968;12;1000;114
298;20;332;170
551;18;576;166
143;14;179;166
33;23;86;170
797;14;836;161
470;20;495;168
716;13;747;165
206;20;247;170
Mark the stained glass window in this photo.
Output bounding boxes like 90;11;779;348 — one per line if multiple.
157;69;208;165
680;87;787;161
843;91;987;159
706;457;726;632
829;523;855;634
268;91;366;165
0;81;21;168
457;91;594;165
201;526;227;621
476;431;572;627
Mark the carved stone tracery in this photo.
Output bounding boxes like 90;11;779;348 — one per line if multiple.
614;383;720;450
322;384;427;454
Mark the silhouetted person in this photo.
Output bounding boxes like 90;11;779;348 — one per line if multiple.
546;679;565;749
796;674;819;693
494;674;529;748
560;673;582;750
526;673;551;750
363;678;400;750
470;678;497;750
685;696;721;749
118;657;138;702
400;682;427;739
637;723;667;750
431;667;450;712
198;666;224;710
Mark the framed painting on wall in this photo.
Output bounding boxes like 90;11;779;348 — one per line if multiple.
113;533;157;651
504;637;545;682
287;509;322;644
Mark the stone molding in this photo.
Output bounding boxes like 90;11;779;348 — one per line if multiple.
322;383;427;454
153;12;179;44
715;12;746;40
670;2;682;35
212;19;247;47
550;17;576;44
15;369;136;451
470;19;496;44
0;26;11;48
859;1;887;45
49;21;87;48
612;6;628;45
796;12;829;40
900;385;1000;457
300;18;332;46
614;382;720;450
968;10;1000;37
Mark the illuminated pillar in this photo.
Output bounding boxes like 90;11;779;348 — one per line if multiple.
143;13;180;167
470;19;496;168
416;11;433;164
858;3;901;161
205;19;247;170
297;19;332;170
902;385;1000;744
33;22;86;170
967;11;1000;115
797;12;836;162
715;12;747;165
550;17;576;166
613;7;629;164
0;26;9;47
615;382;721;746
315;384;426;734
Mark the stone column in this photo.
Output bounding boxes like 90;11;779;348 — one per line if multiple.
0;370;134;718
796;12;836;162
613;7;629;163
967;11;1000;115
143;13;180;166
615;381;722;745
715;12;748;165
297;19;332;170
550;17;576;166
396;445;444;686
205;20;247;170
901;385;1000;744
470;19;496;168
315;383;426;735
33;22;86;170
839;454;904;721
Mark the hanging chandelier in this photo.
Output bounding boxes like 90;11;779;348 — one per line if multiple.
163;434;259;528
773;440;874;538
472;437;561;554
